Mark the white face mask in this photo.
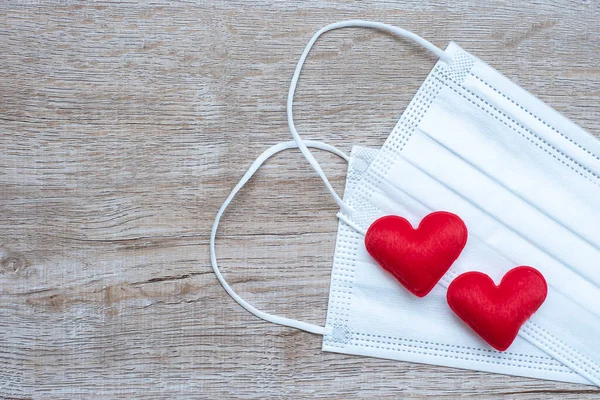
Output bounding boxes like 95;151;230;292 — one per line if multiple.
212;21;600;386
211;140;591;384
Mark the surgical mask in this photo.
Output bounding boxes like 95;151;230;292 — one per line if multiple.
211;140;590;384
212;21;600;386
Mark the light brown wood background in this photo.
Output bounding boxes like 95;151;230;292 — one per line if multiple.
1;1;599;398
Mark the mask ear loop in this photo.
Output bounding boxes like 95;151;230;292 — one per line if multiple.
210;140;349;335
287;20;452;218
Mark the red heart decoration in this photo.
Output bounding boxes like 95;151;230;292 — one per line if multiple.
447;266;548;351
364;212;468;297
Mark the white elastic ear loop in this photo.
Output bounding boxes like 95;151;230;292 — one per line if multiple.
336;212;368;236
288;20;451;217
210;140;349;335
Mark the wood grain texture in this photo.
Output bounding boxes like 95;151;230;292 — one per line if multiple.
1;1;599;398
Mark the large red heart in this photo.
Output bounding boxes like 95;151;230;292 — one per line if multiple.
447;266;548;351
364;212;468;297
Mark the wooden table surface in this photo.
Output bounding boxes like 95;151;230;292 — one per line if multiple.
1;1;599;398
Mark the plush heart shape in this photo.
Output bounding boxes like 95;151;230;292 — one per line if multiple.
447;266;548;351
364;212;468;297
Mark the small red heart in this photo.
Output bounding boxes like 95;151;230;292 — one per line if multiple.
364;212;468;297
447;266;548;351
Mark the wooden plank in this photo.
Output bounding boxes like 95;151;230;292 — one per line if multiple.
0;1;599;398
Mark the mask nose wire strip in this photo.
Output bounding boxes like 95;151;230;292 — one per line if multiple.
287;20;451;218
210;140;349;335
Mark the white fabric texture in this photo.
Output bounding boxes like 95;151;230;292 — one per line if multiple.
321;42;600;386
